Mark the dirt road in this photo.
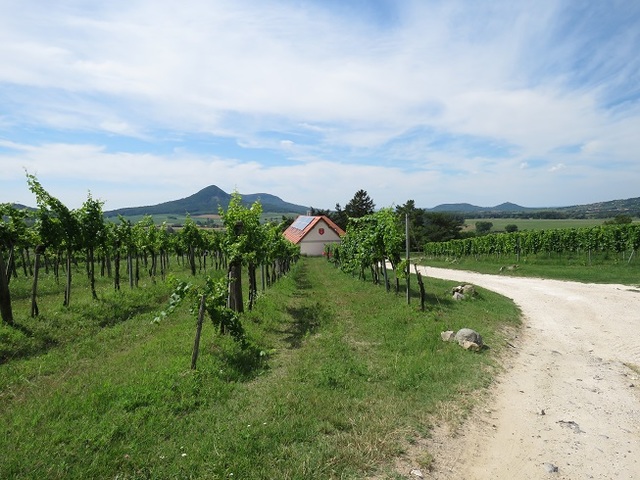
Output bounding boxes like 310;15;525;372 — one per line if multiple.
412;266;640;480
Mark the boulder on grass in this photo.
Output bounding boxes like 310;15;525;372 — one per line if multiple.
451;284;476;300
454;328;483;348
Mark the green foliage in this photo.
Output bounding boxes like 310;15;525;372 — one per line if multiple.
0;203;29;250
332;208;405;281
0;258;520;479
396;201;466;247
344;189;376;219
154;275;245;343
423;212;465;242
77;193;106;249
475;221;493;235
27;173;81;253
219;192;268;268
396;199;425;249
604;214;633;225
424;223;640;259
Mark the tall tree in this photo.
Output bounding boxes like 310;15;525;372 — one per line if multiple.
396;200;427;251
423;212;465;243
332;203;348;231
345;189;375;219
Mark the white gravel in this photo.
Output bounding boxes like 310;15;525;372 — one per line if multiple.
414;266;640;480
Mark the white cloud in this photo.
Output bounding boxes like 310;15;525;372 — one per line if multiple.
549;163;566;172
1;1;639;211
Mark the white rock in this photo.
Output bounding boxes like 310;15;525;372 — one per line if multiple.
461;340;481;351
441;331;455;342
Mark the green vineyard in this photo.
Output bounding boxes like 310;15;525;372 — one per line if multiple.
424;223;640;262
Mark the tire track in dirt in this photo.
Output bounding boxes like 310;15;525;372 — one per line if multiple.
408;266;640;480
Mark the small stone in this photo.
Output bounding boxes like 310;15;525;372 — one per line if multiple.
441;331;455;342
410;469;424;478
461;284;476;296
543;462;558;473
461;340;481;351
557;420;583;433
452;291;465;300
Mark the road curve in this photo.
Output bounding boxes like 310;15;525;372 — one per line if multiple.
415;266;640;480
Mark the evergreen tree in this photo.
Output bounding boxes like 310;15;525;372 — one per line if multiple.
396;200;426;250
332;203;348;231
345;190;375;219
423;212;465;242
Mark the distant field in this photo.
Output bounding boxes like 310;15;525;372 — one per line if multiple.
463;217;639;232
106;211;298;226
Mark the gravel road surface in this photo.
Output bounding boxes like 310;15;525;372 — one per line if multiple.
412;266;640;480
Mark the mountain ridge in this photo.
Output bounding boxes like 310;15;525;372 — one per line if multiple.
100;186;640;219
11;185;635;219
429;197;640;218
104;185;309;217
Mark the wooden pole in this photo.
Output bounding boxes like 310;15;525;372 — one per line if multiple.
406;213;410;305
414;265;426;311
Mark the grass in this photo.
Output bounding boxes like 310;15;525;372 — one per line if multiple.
415;250;640;285
0;257;520;479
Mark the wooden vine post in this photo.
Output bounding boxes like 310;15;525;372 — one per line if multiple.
227;220;244;314
414;265;426;311
0;251;14;325
30;244;45;317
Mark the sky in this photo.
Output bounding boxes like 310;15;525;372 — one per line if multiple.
1;0;639;212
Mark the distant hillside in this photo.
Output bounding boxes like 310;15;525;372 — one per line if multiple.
558;197;640;218
104;185;308;218
429;198;640;219
428;203;486;213
429;201;533;214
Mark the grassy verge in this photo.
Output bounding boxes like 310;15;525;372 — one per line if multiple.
1;257;519;479
416;252;640;285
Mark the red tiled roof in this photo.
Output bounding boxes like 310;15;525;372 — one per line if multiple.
282;215;345;245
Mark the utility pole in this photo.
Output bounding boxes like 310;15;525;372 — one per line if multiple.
406;213;410;304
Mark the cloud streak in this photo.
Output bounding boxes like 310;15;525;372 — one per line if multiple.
1;0;639;211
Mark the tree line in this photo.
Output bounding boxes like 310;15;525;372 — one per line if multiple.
0;176;299;327
310;190;468;252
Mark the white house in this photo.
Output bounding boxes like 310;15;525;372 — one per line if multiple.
283;215;345;256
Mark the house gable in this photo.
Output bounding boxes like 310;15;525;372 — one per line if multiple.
283;215;345;256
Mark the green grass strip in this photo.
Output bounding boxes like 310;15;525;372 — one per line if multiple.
0;257;519;479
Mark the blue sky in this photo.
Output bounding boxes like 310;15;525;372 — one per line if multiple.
1;0;639;211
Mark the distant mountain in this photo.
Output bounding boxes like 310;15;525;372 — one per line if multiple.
428;197;640;219
429;201;532;213
104;185;308;218
428;203;486;213
493;202;530;212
